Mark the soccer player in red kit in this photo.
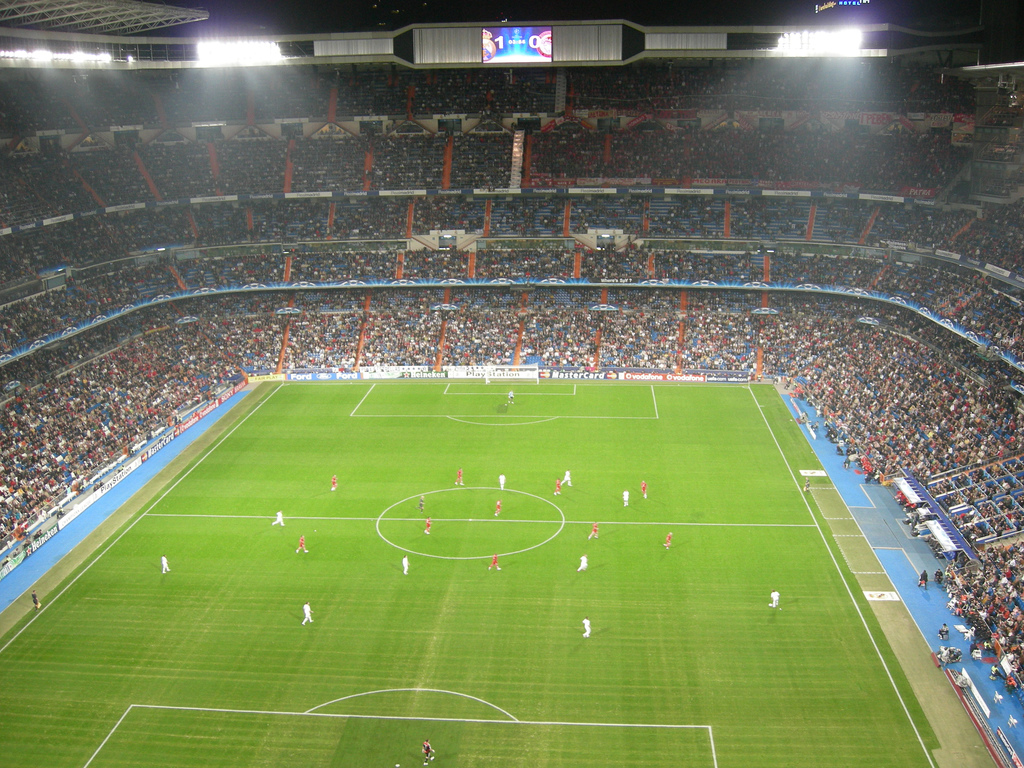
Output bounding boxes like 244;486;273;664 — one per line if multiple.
296;535;307;553
641;480;647;499
588;522;599;540
494;499;502;517
424;517;431;535
456;467;463;486
664;532;672;549
554;478;561;495
489;553;501;570
422;739;434;764
331;474;337;492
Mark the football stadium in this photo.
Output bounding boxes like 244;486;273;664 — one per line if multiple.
0;0;1023;766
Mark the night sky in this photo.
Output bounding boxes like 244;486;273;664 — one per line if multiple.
173;0;983;36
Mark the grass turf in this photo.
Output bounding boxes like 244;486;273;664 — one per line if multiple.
0;382;936;768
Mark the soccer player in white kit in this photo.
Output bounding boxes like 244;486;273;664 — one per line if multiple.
499;473;506;490
507;390;514;405
582;617;591;638
403;555;409;575
161;555;170;573
578;555;588;572
302;601;313;625
273;511;284;526
623;490;629;507
563;470;572;487
769;590;780;609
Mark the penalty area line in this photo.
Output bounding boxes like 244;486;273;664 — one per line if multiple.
349;382;376;417
110;702;715;730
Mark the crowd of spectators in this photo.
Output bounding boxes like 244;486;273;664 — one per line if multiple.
529;127;967;193
0;62;975;138
3;280;1024;546
8;235;1024;374
942;546;1024;680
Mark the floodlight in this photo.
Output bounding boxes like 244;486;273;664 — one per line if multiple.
775;29;863;56
196;40;283;67
0;49;112;63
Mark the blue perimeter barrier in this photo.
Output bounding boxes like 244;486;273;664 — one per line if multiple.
0;390;250;614
788;393;1024;764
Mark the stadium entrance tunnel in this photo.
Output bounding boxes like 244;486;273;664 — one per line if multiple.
375;488;565;560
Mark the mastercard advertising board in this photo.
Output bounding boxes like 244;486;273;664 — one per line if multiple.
481;26;552;63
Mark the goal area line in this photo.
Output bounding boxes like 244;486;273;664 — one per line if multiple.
85;702;717;768
443;383;577;395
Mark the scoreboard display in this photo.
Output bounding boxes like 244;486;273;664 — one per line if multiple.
481;26;552;63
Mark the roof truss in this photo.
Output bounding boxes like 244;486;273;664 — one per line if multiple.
0;0;208;35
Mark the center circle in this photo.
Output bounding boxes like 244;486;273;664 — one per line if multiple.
375;487;565;560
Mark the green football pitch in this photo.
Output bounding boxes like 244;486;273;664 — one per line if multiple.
0;381;937;768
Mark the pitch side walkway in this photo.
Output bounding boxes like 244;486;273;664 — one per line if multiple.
786;391;1021;766
0;391;251;614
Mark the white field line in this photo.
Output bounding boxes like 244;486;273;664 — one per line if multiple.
82;705;135;768
443;387;577;396
352;414;658;419
0;384;283;658
143;513;816;528
651;385;659;419
748;386;937;768
305;687;519;719
86;702;716;768
349;382;376;417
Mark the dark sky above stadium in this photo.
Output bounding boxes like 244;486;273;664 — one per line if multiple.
181;0;982;35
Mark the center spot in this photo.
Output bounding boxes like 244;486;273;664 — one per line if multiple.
376;487;565;560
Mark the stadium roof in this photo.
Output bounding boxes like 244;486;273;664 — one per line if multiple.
0;0;208;35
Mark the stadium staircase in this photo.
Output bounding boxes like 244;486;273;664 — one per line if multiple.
554;69;567;113
868;264;890;291
353;294;371;370
186;210;199;239
521;134;533;187
168;265;187;290
65;159;105;207
133;151;162;202
207;142;221;196
951;217;975;243
805;204;816;240
435;318;447;371
723;200;731;238
152;92;168;127
512;293;528;365
326;202;335;240
441;134;453;189
327;87;338;124
510;130;525;188
858;206;880;245
674;291;688;374
363;143;374;191
483;199;492;237
283;139;295;193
